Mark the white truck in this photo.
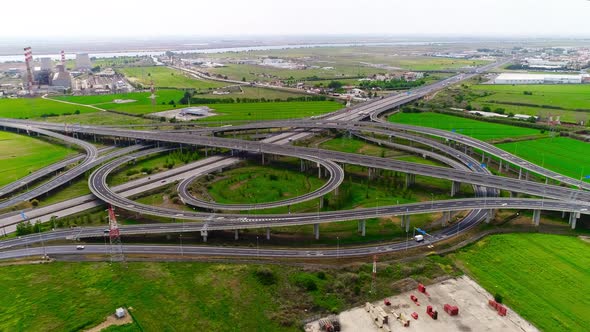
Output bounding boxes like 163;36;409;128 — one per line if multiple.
414;235;424;242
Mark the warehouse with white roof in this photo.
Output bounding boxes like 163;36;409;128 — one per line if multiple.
494;73;585;85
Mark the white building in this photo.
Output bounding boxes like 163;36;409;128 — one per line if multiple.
76;53;92;70
494;73;582;85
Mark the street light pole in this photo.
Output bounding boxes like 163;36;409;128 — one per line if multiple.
256;236;259;258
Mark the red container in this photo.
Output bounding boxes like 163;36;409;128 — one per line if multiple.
411;312;419;320
384;299;391;306
410;294;420;305
444;304;459;316
426;305;433;313
498;305;507;316
418;283;426;293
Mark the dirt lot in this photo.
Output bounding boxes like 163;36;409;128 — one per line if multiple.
306;276;538;332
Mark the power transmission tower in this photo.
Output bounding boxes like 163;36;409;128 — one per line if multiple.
107;205;126;264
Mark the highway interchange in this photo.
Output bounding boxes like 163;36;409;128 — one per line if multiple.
0;57;587;260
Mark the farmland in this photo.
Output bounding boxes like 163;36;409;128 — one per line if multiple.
472;84;590;111
0;97;97;119
0;131;75;187
454;233;590;332
497;137;590;182
118;66;226;90
388;112;542;141
0;257;456;332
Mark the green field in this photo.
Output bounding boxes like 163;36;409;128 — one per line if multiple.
388;112;543;141
118;66;227;90
38;112;159;126
0;131;75;187
454;234;590;332
472;84;590;111
0;257;456;331
196;101;342;122
52;90;184;115
207;165;325;204
0;97;97;119
497;137;590;182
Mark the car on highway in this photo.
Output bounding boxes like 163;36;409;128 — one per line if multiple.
76;245;85;250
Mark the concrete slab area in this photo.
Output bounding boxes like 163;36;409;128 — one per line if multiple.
306;276;538;332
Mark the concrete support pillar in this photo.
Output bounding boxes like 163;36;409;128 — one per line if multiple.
205;147;208;157
485;209;493;223
234;229;239;240
442;211;451;227
569;212;579;229
451;181;460;197
262;153;265;165
360;220;366;237
313;223;320;240
481;152;485;163
405;174;415;189
266;227;271;240
518;167;522;180
525;171;529;181
201;230;208;242
319;196;324;209
498;159;502;174
334;186;339;197
533;209;541;226
562;211;566;219
405;215;410;232
300;159;304;172
318;163;321;178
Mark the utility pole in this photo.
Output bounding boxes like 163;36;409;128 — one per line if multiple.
107;205;126;265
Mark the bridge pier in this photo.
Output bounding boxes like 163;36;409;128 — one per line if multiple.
319;196;324;209
201;230;208;242
405;174;416;188
234;229;239;240
442;211;451;227
518;167;522;180
266;227;271;240
360;220;366;237
262;153;265;165
313;223;320;240
498;159;502;174
485;209;494;223
532;209;541;226
569;212;580;229
451;181;461;197
317;163;321;178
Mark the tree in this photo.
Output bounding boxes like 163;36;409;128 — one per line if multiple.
327;80;343;89
242;77;246;82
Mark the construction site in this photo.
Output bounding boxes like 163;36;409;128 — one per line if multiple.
305;276;538;332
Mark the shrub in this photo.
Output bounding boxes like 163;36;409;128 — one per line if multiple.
30;199;39;207
254;267;277;285
495;293;503;303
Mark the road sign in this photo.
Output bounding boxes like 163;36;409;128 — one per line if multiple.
481;163;487;168
416;228;427;235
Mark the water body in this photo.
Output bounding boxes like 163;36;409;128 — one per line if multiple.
0;41;446;63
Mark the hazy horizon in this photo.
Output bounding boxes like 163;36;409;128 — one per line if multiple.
2;0;590;39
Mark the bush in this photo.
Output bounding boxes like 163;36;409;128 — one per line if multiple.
316;271;326;280
294;274;318;291
254;267;277;285
30;199;39;207
495;293;503;303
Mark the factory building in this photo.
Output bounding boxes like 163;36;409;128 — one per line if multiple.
76;53;92;70
494;73;584;85
40;57;53;70
51;64;72;89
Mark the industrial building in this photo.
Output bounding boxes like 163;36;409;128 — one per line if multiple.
494;73;585;85
76;53;92;70
51;64;72;89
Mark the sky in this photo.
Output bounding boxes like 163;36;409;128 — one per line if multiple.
3;0;590;38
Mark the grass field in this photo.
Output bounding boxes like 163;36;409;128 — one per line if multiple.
118;66;227;90
196;101;342;122
388;112;543;141
0;131;75;187
38;112;159;126
497;137;590;182
0;257;456;331
207;165;324;204
0;97;97;119
454;233;590;332
472;84;590;111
